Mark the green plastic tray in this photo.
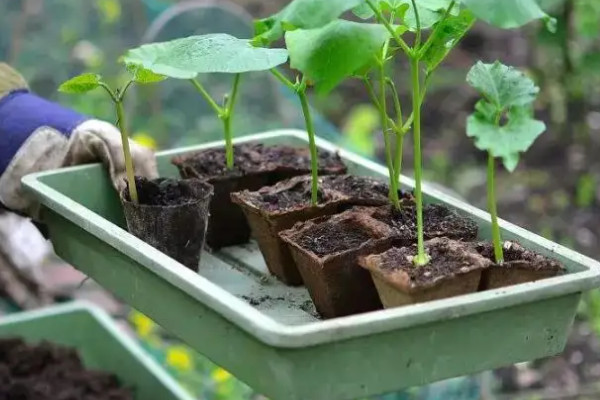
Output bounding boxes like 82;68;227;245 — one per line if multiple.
22;131;600;400
0;301;194;400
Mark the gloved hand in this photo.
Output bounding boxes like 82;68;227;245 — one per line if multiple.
0;63;158;219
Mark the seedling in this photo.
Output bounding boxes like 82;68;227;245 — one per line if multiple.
59;66;166;204
123;34;288;170
466;61;546;263
257;0;553;265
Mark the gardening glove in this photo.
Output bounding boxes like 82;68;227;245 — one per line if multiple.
0;63;158;219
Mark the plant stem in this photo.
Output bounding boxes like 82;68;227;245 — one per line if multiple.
410;56;428;266
221;74;241;170
270;68;296;91
190;78;222;115
366;0;412;55
378;49;400;209
297;83;319;206
385;78;405;191
487;157;504;264
410;0;422;48
115;100;138;204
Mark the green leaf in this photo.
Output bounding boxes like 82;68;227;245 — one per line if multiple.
422;9;475;72
466;61;540;109
126;64;167;84
124;34;289;78
254;0;363;45
405;0;458;31
463;0;554;29
467;104;546;171
286;20;390;94
353;0;408;20
58;73;102;94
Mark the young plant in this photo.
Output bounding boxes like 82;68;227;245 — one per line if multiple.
123;34;288;170
58;66;166;204
466;61;546;263
254;0;388;206
351;0;553;266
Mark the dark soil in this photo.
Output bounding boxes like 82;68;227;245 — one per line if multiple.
0;338;132;400
368;202;478;241
236;174;403;213
474;241;564;272
321;174;399;204
242;177;333;212
125;177;204;206
172;143;346;180
374;238;489;286
296;219;375;257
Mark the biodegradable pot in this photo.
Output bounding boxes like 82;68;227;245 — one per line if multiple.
172;143;346;249
360;237;492;308
121;177;213;271
280;211;396;318
232;174;399;285
475;241;565;290
361;202;479;243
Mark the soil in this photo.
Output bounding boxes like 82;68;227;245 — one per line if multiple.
294;218;375;257
172;143;346;180
125;177;203;206
474;241;564;273
367;202;478;241
0;338;132;400
242;177;332;212
373;238;489;286
236;174;402;213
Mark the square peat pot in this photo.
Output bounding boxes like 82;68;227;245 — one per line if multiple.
22;130;600;400
0;301;194;400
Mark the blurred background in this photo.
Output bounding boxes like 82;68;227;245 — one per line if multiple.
1;0;599;399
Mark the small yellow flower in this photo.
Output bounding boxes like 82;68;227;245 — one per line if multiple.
129;311;155;338
133;133;158;150
211;367;232;383
166;346;194;372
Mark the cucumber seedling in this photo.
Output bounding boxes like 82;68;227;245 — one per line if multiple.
59;65;166;204
466;61;546;263
123;34;288;170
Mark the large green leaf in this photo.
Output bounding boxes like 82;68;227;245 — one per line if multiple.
286;20;389;94
466;61;540;109
463;0;552;29
124;34;289;78
422;8;475;72
254;0;363;45
467;104;546;171
58;73;102;94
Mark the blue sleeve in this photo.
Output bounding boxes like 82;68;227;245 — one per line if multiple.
0;89;88;176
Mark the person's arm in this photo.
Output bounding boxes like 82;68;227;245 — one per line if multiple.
0;63;158;219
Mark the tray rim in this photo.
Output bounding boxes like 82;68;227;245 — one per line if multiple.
0;301;195;400
22;130;600;349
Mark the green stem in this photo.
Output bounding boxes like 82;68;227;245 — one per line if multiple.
385;78;405;189
190;78;222;115
410;56;428;266
410;0;422;48
115;100;138;204
487;152;504;263
378;56;400;209
270;68;296;90
221;74;241;170
297;85;319;206
366;0;412;55
400;71;432;133
417;1;456;58
362;76;381;109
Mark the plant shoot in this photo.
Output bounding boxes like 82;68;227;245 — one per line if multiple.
124;34;288;170
58;66;166;204
466;61;546;263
